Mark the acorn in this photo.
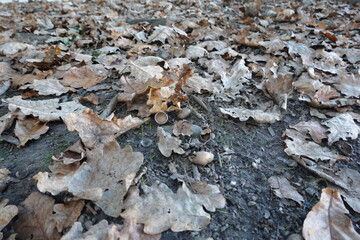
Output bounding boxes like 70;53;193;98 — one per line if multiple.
154;112;168;125
189;151;214;166
177;107;191;119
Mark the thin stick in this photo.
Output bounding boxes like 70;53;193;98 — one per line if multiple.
100;94;119;119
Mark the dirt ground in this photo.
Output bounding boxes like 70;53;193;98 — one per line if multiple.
0;0;360;239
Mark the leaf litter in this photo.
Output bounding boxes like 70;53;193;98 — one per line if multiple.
0;0;359;239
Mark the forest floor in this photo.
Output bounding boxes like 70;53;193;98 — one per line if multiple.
0;0;359;239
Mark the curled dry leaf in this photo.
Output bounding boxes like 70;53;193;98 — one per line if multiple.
14;117;49;146
14;192;60;240
147;25;187;43
268;176;304;205
121;181;225;234
302;188;360;240
0;168;10;193
3;96;86;122
220;107;281;124
323;113;360;145
20;78;75;96
0;199;18;232
172;120;193;136
34;141;144;217
284;129;347;164
157;127;185;157
61;65;108;89
64;108;148;148
52;140;85;165
53;200;85;233
290;121;327;144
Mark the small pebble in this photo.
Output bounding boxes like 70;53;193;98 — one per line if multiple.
248;201;257;206
140;138;153;148
287;233;303;240
264;210;270;219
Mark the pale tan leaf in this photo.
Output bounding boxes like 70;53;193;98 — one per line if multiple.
20;78;74;96
335;74;360;98
0;42;34;56
183;74;220;94
3;96;86;122
34;141;144;217
302;188;360;240
157;127;185;157
14;118;49;146
184;181;226;212
291;121;327;144
259;39;285;54
147;26;186;43
268;176;304;205
53;200;85;232
0;199;18;231
14;192;60;240
186;46;208;59
128;61;164;84
284;129;347;164
220;107;281;124
323;113;360;145
121;182;212;234
64;108;148;148
61;65;108;89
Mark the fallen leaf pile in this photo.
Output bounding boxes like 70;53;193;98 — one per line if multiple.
0;0;359;238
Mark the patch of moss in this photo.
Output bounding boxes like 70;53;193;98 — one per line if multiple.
43;141;72;164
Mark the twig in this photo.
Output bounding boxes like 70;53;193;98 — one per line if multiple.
100;94;119;119
133;167;147;185
189;94;211;112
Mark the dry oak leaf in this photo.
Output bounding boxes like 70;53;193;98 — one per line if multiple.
121;181;223;234
53;200;85;233
61;65;108;89
312;85;341;107
323;113;360;145
183;74;220;94
127;59;164;84
290;121;327;144
147;26;187;43
335;73;360;98
0;42;34;56
302;188;360;240
284;129;347;164
64;108;148;148
3;96;86;122
220;107;281;124
268;176;304;205
14;192;60;240
0;199;18;232
34;141;144;217
157;127;185;157
14;117;49;146
61;219;161;240
20;78;75;96
183;181;226;212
